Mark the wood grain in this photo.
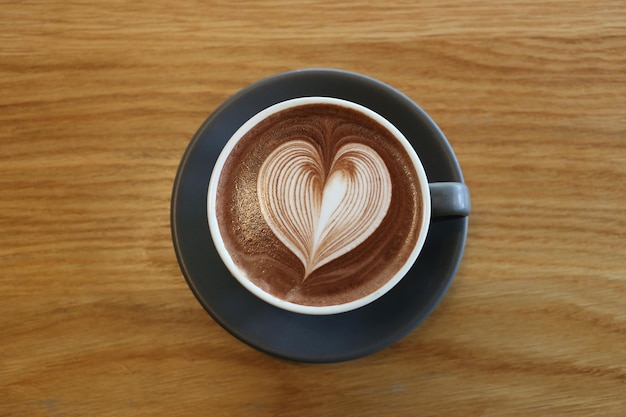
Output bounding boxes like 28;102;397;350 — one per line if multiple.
1;1;625;416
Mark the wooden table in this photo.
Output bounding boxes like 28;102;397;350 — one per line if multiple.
2;1;624;416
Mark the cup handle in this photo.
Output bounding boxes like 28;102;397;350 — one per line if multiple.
429;182;471;218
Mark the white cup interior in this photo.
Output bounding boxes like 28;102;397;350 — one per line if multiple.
207;97;431;315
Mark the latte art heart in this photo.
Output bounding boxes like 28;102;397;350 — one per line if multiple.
257;140;392;279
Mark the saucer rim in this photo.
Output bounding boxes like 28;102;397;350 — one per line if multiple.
171;68;468;363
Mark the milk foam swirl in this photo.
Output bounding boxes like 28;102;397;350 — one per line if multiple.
258;140;392;278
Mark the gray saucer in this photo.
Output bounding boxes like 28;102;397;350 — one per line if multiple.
171;69;468;362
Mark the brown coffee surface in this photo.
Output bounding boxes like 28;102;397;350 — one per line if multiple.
214;103;423;306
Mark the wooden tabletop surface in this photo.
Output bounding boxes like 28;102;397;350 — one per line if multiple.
2;1;625;416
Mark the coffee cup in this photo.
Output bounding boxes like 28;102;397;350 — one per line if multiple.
207;96;470;315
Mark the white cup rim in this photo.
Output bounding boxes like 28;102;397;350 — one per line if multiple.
207;97;431;315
